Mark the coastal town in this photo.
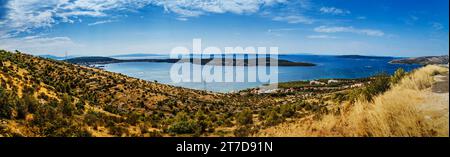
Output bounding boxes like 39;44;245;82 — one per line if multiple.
242;78;369;95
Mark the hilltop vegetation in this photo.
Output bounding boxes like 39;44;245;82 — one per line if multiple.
1;50;222;136
1;50;447;137
0;50;327;137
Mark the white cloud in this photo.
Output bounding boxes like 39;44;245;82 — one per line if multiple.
319;7;350;15
0;35;81;54
314;26;384;37
176;17;189;21
431;22;444;31
404;15;419;25
88;19;117;26
153;0;288;17
307;35;337;39
273;15;314;24
1;0;150;36
356;16;366;20
267;28;300;36
410;15;419;21
0;0;291;37
268;28;299;32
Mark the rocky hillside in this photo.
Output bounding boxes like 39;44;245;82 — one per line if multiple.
0;50;224;137
3;49;426;137
0;50;329;137
390;55;449;65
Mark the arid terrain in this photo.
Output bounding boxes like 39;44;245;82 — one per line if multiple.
1;50;448;137
258;65;449;137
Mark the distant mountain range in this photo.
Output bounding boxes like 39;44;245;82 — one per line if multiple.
42;53;449;66
39;53;165;60
42;53;395;60
335;55;394;59
38;55;77;60
390;55;449;65
110;53;166;58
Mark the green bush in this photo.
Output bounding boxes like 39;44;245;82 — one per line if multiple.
233;125;253;137
236;109;253;126
390;68;406;85
109;124;129;137
127;112;144;125
362;74;390;101
61;94;76;116
16;99;28;119
280;104;296;118
84;111;103;126
0;88;15;119
332;92;347;103
167;120;197;134
348;74;391;102
194;110;213;134
75;101;85;114
0;102;15;119
265;110;282;126
167;112;197;134
38;93;49;101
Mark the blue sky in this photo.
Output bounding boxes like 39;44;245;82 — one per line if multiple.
0;0;448;57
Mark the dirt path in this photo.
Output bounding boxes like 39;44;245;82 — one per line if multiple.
432;72;449;93
427;71;449;135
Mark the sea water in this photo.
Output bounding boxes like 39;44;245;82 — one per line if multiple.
103;55;421;93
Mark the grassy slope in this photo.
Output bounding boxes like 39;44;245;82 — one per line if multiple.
258;65;449;137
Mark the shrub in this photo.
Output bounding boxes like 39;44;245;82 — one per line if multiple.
233;125;253;137
38;93;49;101
362;74;390;101
127;112;143;125
0;102;15;119
109;124;129;137
167;120;197;134
167;112;197;134
390;68;406;85
345;73;391;102
16;99;28;119
280;104;296;118
332;92;347;103
265;110;282;126
75;101;85;114
0;88;15;119
147;131;163;137
194;110;213;134
236;109;253;126
61;94;76;116
84;111;102;126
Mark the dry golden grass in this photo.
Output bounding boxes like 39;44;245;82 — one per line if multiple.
258;65;449;137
